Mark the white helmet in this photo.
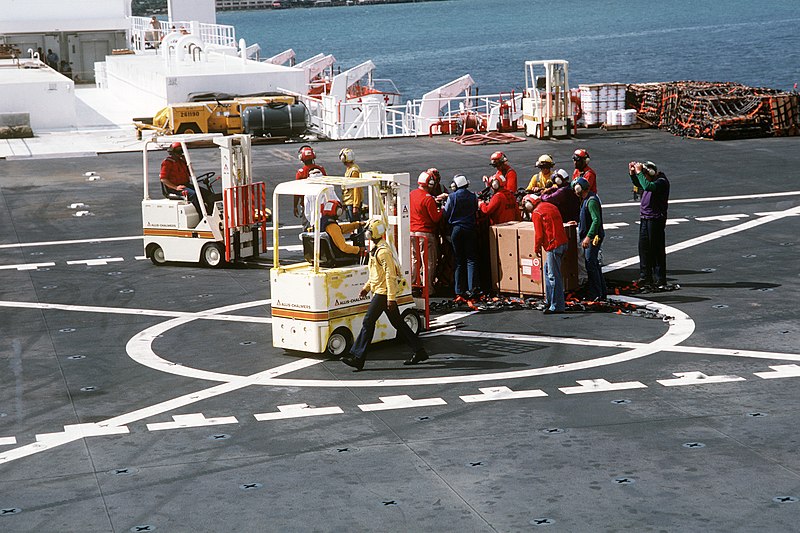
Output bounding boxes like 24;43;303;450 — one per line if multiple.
308;168;324;178
338;147;355;163
451;174;469;190
553;168;570;185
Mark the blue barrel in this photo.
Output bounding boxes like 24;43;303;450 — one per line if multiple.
242;103;308;137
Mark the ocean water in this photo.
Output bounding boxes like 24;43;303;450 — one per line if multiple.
219;0;800;101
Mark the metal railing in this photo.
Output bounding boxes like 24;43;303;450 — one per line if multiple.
128;16;237;53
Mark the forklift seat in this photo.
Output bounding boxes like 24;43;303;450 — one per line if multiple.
161;181;185;201
300;232;360;268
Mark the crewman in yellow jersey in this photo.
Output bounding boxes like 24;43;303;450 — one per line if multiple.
339;147;363;222
526;154;555;193
340;219;427;371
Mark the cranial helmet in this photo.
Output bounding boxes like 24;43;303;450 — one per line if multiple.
490;151;507;167
168;142;183;154
643;161;658;177
572;148;590;163
522;193;541;212
491;174;507;190
536;154;554;168
338;147;355;163
321;199;343;218
418;171;435;187
451;174;469;190
367;218;387;240
298;145;316;162
307;168;324;179
553;168;570;185
572;177;590;195
426;168;441;182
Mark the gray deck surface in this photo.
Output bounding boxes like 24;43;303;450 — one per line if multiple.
1;129;799;532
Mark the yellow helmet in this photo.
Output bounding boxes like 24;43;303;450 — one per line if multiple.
338;147;355;163
536;154;554;168
367;218;387;239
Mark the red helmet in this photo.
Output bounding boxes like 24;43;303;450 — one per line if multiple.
168;142;182;154
298;145;316;163
417;170;434;187
490;151;508;167
426;167;441;183
321;198;343;218
572;148;590;162
522;193;541;212
490;174;507;190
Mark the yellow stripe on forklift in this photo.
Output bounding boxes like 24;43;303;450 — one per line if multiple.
144;229;215;239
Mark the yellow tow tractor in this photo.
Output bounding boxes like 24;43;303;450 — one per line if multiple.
134;95;307;139
270;172;423;357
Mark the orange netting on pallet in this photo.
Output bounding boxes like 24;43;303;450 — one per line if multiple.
626;81;799;140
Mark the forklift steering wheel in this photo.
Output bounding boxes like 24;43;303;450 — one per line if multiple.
196;171;216;185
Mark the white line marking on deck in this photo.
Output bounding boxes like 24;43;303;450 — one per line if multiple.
657;371;746;387
603;204;800;273
0;262;55;271
696;214;750;222
665;218;689;225
36;423;130;443
0;437;17;446
0;358;322;465
603;190;800;209
753;365;800;379
603;223;629;230
146;413;239;431
559;379;647;394
460;386;547;403
66;257;125;266
358;395;447;412
0;236;143;249
254;403;343;421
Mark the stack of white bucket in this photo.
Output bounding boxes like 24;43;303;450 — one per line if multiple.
579;83;627;126
606;109;637;126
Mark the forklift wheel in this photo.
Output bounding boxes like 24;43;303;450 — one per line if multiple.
401;309;422;336
201;243;225;268
326;327;353;358
149;244;167;266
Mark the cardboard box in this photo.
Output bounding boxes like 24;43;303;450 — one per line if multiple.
489;221;519;293
496;222;521;294
515;222;544;296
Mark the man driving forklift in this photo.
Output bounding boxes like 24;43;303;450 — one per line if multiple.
159;142;218;217
320;198;365;259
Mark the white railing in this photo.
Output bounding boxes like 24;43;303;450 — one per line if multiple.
286;88;528;140
128;16;237;53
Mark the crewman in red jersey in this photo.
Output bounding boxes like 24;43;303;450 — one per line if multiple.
484;151;518;193
410;170;444;293
479;173;519;225
159;142;215;218
522;194;569;314
572;148;597;194
294;145;327;228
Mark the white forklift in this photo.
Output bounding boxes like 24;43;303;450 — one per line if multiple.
522;60;573;138
270;171;423;357
141;134;269;267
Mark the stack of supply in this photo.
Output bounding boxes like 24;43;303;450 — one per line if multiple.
627;81;799;139
488;221;578;296
579;83;626;126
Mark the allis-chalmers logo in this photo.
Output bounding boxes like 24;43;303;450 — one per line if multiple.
334;295;369;306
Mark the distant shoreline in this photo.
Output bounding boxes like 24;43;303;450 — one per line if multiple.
216;0;447;11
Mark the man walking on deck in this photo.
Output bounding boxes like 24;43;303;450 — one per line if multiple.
340;219;427;371
629;160;670;289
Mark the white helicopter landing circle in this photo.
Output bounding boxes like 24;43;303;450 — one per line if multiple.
125;296;696;388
